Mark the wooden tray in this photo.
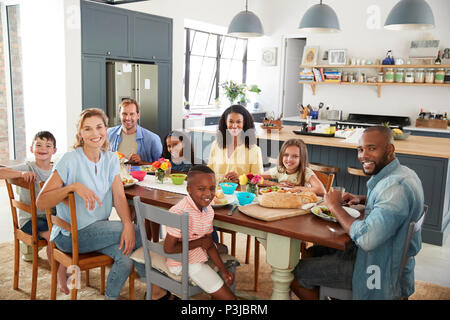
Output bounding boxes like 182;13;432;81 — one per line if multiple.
238;203;309;222
416;118;448;129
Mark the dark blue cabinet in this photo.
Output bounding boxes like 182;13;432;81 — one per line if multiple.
132;13;172;61
82;55;106;112
81;1;131;58
156;62;172;138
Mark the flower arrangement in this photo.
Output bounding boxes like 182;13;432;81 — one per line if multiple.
239;173;264;195
221;81;261;106
152;157;172;183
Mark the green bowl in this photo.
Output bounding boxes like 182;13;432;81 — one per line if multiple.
170;173;187;185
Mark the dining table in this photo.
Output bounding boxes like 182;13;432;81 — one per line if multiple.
123;175;353;300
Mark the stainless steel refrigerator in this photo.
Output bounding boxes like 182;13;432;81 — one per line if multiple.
106;60;158;133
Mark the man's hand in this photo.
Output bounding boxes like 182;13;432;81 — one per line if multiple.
21;171;36;183
324;188;343;211
128;153;142;164
342;192;363;205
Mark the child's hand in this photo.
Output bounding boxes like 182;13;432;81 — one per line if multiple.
221;269;234;286
21;171;36;183
279;181;295;188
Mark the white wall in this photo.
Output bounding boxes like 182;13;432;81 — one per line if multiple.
253;0;450;122
20;0;81;158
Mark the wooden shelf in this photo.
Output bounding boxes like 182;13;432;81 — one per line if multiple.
300;64;450;69
298;81;450;98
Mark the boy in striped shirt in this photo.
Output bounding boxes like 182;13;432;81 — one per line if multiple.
164;165;236;300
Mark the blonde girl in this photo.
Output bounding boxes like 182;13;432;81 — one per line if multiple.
260;139;326;196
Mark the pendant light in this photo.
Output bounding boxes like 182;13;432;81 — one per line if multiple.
298;0;340;33
228;0;264;37
384;0;435;30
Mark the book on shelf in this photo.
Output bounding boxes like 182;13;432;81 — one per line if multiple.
299;68;315;81
312;68;323;82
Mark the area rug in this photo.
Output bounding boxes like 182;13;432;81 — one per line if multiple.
0;234;448;300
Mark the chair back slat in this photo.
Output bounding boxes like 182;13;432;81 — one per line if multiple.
147;240;182;261
5;177;39;240
51;216;72;233
133;196;193;300
397;204;429;294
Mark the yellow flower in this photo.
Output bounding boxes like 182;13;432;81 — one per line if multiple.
239;174;248;185
160;162;169;171
259;177;264;185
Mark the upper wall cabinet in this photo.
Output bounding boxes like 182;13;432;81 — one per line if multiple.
132;13;172;61
81;2;131;58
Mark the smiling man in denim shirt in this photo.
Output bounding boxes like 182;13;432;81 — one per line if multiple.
291;126;424;300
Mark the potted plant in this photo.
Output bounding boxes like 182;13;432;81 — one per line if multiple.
221;81;261;106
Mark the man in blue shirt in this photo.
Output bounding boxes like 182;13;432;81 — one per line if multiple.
107;99;162;164
291;126;424;300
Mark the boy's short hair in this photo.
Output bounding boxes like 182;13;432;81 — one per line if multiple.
33;131;56;148
187;165;215;185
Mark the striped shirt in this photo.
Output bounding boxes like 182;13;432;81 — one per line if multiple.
165;195;215;268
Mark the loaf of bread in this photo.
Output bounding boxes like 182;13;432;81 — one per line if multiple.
258;191;318;209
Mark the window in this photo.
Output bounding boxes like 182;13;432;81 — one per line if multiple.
184;28;248;109
0;3;26;161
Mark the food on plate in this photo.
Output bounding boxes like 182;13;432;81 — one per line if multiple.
213;191;230;205
258;190;318;209
121;177;135;186
259;186;290;194
215;190;225;199
141;165;156;172
311;205;336;218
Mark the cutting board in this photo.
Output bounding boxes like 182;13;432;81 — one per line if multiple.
238;203;309;222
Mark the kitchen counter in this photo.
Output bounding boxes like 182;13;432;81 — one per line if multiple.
188;123;450;158
187;123;450;245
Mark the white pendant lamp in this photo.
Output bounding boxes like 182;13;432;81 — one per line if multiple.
298;0;340;33
384;0;435;30
228;0;264;37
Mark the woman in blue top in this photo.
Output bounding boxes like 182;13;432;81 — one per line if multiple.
37;108;172;300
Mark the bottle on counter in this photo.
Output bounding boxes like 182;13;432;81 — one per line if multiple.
435;51;441;64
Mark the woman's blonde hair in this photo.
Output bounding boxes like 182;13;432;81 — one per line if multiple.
277;139;309;186
73;108;110;152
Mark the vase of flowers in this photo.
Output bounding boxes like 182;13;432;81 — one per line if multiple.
239;173;264;195
152;158;172;183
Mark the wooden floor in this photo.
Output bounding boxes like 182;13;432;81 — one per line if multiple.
0;184;449;288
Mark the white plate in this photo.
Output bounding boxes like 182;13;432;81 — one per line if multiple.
123;178;138;188
211;194;236;208
311;205;360;222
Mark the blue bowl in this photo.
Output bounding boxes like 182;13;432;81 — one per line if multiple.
219;182;238;195
236;192;256;206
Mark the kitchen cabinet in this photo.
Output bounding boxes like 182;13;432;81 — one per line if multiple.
299;64;450;98
132;13;172;61
82;55;106;112
156;61;172;138
81;1;131;58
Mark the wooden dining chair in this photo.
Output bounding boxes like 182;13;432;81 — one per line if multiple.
45;192;135;300
5;177;48;300
300;170;335;258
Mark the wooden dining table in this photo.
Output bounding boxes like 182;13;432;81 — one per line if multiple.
124;184;353;300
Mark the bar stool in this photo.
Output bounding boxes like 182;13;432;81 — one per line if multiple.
347;166;368;193
308;162;340;187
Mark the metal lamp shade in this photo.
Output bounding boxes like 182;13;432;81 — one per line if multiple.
228;10;264;37
298;3;340;33
384;0;435;30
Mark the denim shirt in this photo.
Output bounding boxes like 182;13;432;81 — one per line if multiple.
107;124;162;163
349;158;424;299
